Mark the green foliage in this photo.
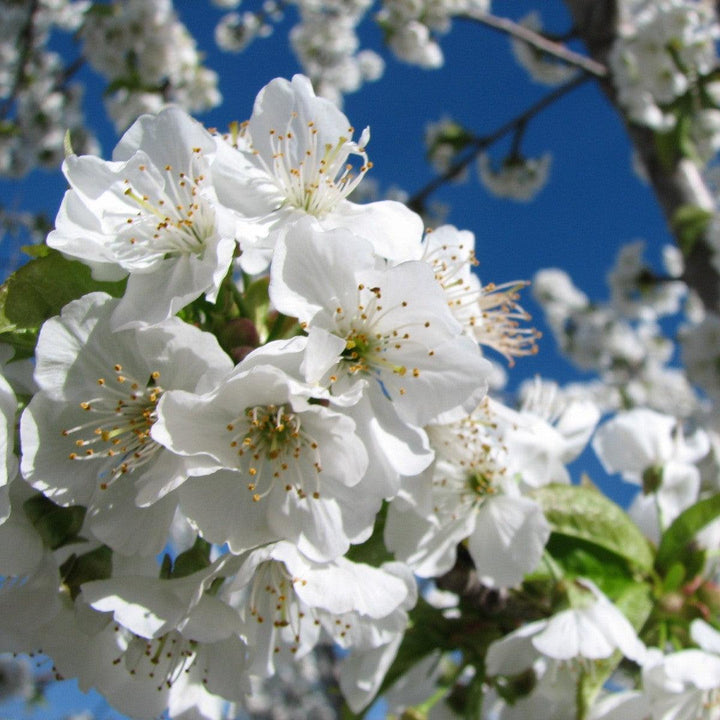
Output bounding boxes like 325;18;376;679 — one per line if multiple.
671;204;714;256
545;534;641;598
1;248;125;330
532;483;655;573
59;546;113;601
655;493;720;575
23;493;86;551
244;275;272;335
345;502;393;567
162;537;213;579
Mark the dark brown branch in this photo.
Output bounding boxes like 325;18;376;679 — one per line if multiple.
408;72;593;214
461;11;607;78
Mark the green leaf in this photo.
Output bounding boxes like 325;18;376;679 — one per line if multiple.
170;536;212;579
59;545;113;600
345;502;393;567
532;484;654;572
655;494;720;574
0;284;15;334
20;244;51;259
1;249;126;330
661;562;686;593
23;494;86;551
654;124;680;169
160;553;173;580
614;578;655;631
671;204;714;256
676;111;701;163
545;534;637;598
244;276;271;328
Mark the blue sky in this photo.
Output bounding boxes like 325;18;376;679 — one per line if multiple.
0;1;671;716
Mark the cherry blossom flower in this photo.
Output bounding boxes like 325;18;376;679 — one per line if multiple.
42;555;249;720
212;74;423;267
48;107;246;330
417;224;540;364
153;351;373;562
503;378;600;488
385;398;550;587
592;407;710;528
20;292;233;556
269;219;490;428
222;540;416;712
478;152;552;202
640;620;720;720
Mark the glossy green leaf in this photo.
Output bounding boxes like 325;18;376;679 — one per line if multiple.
345;502;392;568
532;484;654;572
1;249;125;330
170;536;212;579
656;494;720;574
23;494;86;551
59;545;113;600
545;534;637;598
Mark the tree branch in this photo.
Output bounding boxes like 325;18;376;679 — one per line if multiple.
563;0;720;313
460;10;608;79
408;72;593;214
0;0;41;120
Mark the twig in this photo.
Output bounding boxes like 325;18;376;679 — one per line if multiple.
0;0;41;119
461;11;608;79
59;55;86;86
408;73;593;213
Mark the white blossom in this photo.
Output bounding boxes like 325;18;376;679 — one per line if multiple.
20;292;233;556
213;74;423;268
269;219;491;427
478;152;552;202
153;350;375;562
385;398;550;587
510;12;579;86
48;107;246;330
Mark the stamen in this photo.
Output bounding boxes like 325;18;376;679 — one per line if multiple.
61;366;165;488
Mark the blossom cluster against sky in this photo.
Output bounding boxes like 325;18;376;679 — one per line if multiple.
0;0;672;396
0;2;701;719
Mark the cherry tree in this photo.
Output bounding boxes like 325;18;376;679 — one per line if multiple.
1;2;720;720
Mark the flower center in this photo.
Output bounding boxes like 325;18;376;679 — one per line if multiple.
335;283;420;387
115;151;215;268
466;471;498;498
427;407;506;518
226;404;322;502
62;365;163;489
252;115;372;217
111;626;201;692
248;560;307;655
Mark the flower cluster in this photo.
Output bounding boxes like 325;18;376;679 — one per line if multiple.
0;74;569;719
510;11;579;87
0;0;97;177
533;240;698;416
611;0;720;146
210;0;494;104
80;0;221;131
3;67;720;720
0;0;223;180
376;0;491;69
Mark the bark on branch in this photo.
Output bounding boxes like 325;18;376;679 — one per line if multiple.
563;0;720;312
